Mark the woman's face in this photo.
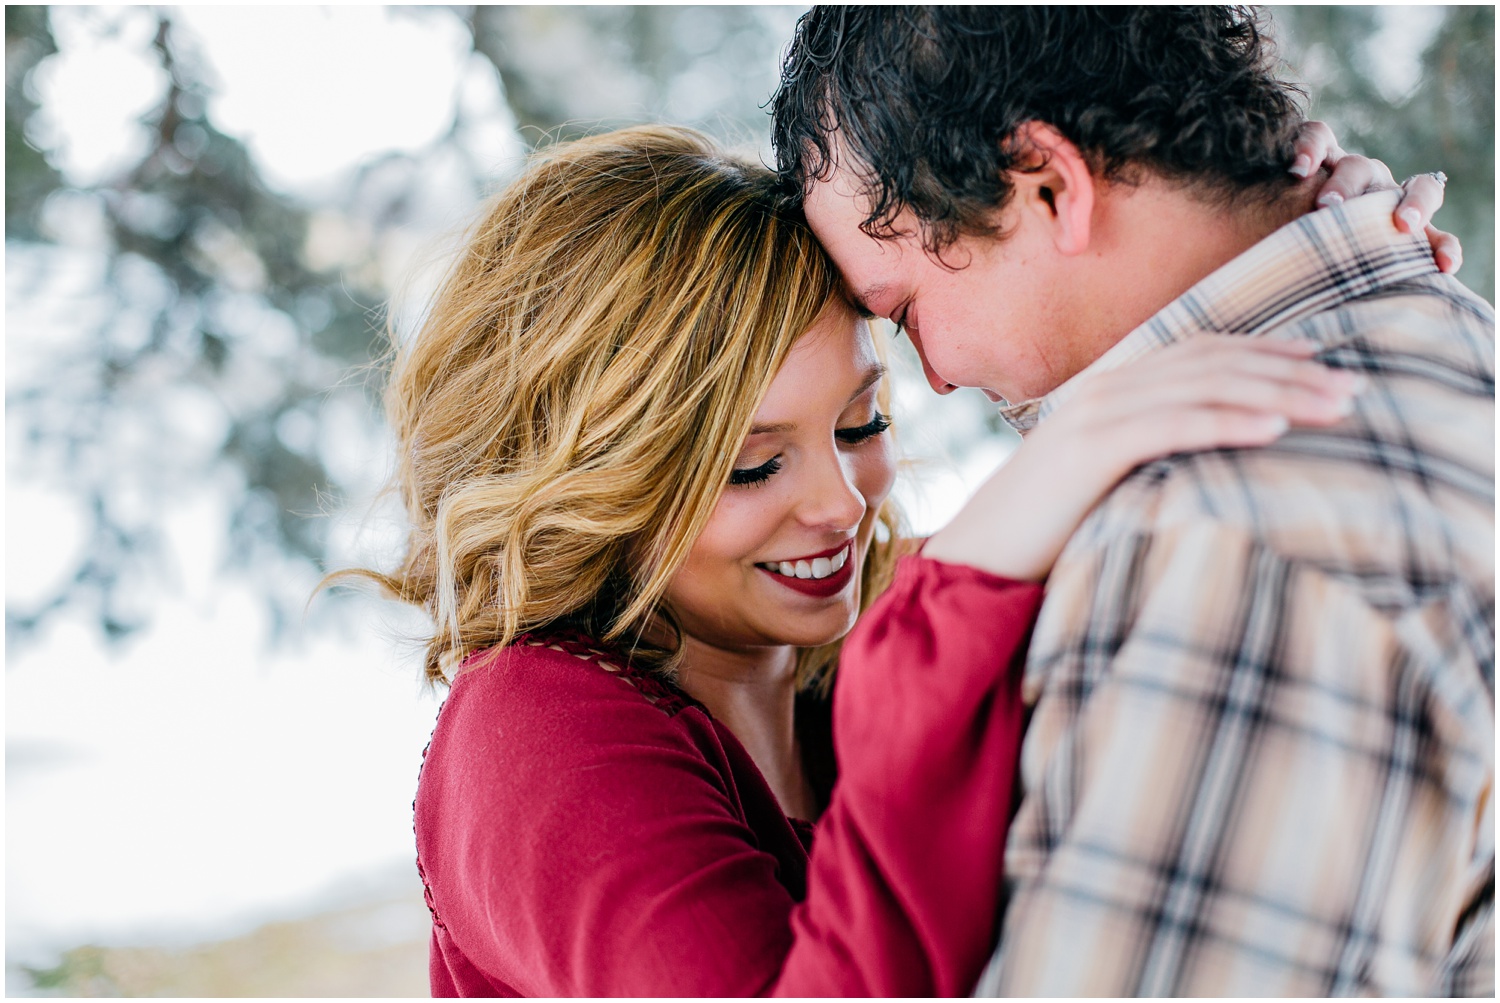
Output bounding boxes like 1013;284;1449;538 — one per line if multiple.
666;305;897;652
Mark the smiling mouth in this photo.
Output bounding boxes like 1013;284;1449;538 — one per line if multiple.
755;541;851;581
753;541;857;599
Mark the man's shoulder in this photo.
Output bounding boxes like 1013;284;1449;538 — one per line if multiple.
1300;271;1494;373
1059;290;1495;614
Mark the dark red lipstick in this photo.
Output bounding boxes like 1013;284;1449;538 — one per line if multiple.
754;541;857;599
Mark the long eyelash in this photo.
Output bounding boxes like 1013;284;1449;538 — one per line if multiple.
836;412;892;444
894;304;911;337
729;456;782;486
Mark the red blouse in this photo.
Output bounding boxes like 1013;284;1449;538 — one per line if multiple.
413;555;1043;996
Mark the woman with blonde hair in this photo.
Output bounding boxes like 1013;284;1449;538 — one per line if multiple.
345;125;1450;996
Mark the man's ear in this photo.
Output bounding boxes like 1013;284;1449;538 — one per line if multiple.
1009;122;1095;256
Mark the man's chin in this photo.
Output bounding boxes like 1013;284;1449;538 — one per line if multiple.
981;388;1006;403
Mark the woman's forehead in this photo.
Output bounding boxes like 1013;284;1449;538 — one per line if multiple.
749;314;883;431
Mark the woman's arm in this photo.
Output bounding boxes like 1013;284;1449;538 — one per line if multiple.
784;558;1043;996
924;336;1361;581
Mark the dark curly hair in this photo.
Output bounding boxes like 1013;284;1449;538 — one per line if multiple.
771;6;1307;253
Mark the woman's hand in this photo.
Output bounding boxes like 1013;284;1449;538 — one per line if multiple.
922;337;1363;582
1290;120;1461;273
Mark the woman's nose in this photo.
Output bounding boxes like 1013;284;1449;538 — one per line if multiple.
798;452;867;531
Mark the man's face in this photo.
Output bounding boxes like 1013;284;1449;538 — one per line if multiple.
803;164;1076;405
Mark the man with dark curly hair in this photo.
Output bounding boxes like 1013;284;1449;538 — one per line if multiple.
772;7;1494;997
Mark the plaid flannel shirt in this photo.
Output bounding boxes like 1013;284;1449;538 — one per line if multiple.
975;192;1495;997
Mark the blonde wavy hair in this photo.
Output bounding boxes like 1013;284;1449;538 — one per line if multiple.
338;125;903;689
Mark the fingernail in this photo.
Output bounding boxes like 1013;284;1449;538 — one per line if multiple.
1264;415;1290;435
1288;154;1313;178
1317;191;1345;209
1335;394;1357;418
1326;371;1374;398
1328;370;1366;394
1397;208;1422;233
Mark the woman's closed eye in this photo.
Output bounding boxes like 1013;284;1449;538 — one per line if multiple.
729;413;889;486
729;456;782;487
835;412;891;445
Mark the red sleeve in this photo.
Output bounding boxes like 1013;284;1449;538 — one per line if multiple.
419;555;1040;997
781;554;1043;996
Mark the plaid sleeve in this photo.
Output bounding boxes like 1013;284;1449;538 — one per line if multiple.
979;519;1495;997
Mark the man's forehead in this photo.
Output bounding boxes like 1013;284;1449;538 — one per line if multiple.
804;172;909;312
805;154;870;202
802;148;925;258
803;166;870;232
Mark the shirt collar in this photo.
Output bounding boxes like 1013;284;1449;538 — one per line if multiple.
997;191;1437;433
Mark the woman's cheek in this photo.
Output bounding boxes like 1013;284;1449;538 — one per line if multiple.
856;438;897;512
699;482;787;560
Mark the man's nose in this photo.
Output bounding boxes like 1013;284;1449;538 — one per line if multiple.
921;359;957;395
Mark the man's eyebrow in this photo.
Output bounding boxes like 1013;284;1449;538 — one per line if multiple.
852;283;889;319
748;363;888;436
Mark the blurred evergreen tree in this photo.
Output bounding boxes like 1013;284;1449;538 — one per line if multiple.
6;6;61;240
466;5;802;153
6;7;383;642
